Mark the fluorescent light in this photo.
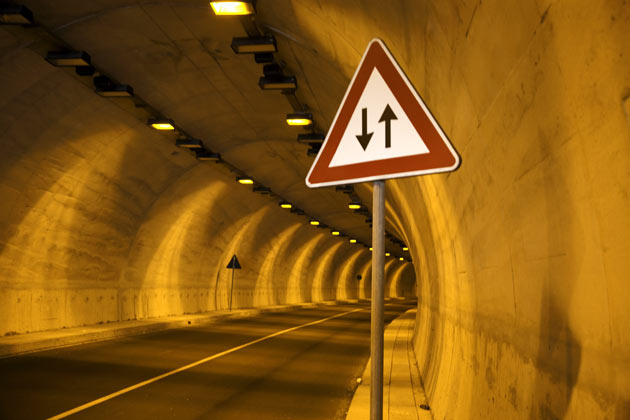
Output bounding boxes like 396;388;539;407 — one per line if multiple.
399;257;404;261
279;202;292;209
403;247;409;251
148;119;175;130
310;220;320;226
385;253;391;257
297;133;325;144
210;1;255;15
369;247;373;251
231;36;276;54
0;4;33;25
331;231;340;236
349;239;357;244
286;112;312;126
96;85;133;97
348;202;361;210
176;138;203;149
258;76;297;90
237;176;254;185
195;151;221;161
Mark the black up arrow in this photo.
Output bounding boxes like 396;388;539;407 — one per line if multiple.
355;108;373;151
379;104;397;148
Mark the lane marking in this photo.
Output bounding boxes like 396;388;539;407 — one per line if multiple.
47;307;365;420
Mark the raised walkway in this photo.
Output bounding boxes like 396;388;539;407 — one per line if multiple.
346;308;434;420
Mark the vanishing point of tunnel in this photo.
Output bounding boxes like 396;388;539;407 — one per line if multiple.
0;1;628;419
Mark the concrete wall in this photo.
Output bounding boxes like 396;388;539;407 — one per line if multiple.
0;32;412;335
273;0;629;418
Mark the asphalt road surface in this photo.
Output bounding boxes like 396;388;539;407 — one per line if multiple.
0;300;416;420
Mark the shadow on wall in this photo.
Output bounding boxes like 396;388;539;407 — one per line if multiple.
528;135;582;419
531;292;581;419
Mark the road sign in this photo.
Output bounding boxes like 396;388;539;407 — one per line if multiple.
226;255;241;269
306;38;460;188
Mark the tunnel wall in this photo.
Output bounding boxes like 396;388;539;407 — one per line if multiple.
276;0;630;419
0;32;413;336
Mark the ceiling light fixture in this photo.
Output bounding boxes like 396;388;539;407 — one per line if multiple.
253;186;271;194
93;75;133;97
286;112;312;126
231;36;276;54
403;247;409;251
331;231;340;236
195;151;221;161
349;239;357;244
258;75;297;90
385;253;391;257
96;84;134;97
148;119;175;130
210;1;255;16
176;138;203;149
297;133;325;144
348;202;361;210
236;176;254;185
399;257;404;261
76;66;95;76
263;63;282;77
310;220;320;226
0;4;33;25
46;51;91;67
335;185;354;194
279;202;292;209
254;53;274;64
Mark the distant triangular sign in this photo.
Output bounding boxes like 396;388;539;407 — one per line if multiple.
306;38;460;188
226;254;241;269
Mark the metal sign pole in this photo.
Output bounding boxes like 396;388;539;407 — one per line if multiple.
229;269;235;311
370;180;385;420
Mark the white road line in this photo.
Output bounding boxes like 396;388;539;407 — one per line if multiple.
46;307;365;420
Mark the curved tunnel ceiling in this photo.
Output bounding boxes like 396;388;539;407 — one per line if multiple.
4;0;412;252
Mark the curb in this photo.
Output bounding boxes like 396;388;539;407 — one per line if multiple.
0;300;360;358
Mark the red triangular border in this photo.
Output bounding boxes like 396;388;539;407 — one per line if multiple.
306;39;460;187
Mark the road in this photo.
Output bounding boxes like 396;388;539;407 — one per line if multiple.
0;300;416;420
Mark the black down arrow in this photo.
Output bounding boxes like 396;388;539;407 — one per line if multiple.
355;108;373;151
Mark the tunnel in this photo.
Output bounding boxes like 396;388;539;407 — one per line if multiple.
0;1;628;419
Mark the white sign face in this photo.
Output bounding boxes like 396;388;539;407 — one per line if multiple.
306;38;460;188
328;67;430;168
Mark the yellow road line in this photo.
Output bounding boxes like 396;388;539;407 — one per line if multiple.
47;307;365;420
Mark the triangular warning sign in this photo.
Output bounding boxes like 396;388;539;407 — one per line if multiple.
306;39;460;188
226;255;241;269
